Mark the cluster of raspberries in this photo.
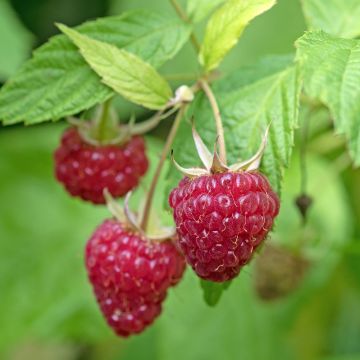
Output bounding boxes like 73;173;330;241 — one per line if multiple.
54;127;280;337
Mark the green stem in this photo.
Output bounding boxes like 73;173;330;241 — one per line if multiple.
97;98;112;143
169;0;201;52
140;106;186;232
199;79;227;164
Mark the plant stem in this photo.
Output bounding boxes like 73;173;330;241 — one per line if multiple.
199;79;227;164
97;98;112;143
140;105;186;232
169;0;201;52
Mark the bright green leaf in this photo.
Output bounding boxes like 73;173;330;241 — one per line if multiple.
187;0;224;23
58;24;172;110
199;0;276;72
200;279;232;306
169;55;301;194
0;10;190;125
301;0;360;38
296;31;360;166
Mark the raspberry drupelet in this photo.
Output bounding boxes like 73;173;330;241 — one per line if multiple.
54;127;148;204
85;219;185;337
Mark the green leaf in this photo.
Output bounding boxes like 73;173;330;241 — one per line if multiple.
200;279;232;306
169;55;301;194
58;24;172;110
199;0;276;72
0;10;190;125
187;0;224;23
301;0;360;38
296;31;360;166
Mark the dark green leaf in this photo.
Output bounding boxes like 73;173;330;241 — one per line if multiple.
296;31;360;166
0;10;190;125
169;55;301;194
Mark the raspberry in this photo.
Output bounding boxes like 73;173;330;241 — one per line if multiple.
85;219;185;337
54;127;148;204
169;171;279;282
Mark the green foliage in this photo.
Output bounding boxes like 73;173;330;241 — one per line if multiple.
296;31;360;166
301;0;360;38
58;24;173;110
169;55;301;194
0;10;190;125
186;0;224;23
199;0;276;72
0;0;33;81
200;279;232;306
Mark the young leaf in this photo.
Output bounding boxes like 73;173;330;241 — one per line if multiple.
187;0;224;23
200;279;232;307
199;0;276;72
168;55;301;194
301;0;360;38
58;24;172;110
0;10;190;125
296;31;360;166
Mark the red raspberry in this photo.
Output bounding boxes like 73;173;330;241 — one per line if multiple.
54;127;148;204
169;171;279;282
85;219;185;337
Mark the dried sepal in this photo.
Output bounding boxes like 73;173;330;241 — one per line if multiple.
147;226;177;242
210;137;229;173
124;191;144;234
171;150;209;178
103;188;126;223
192;124;213;171
229;125;270;172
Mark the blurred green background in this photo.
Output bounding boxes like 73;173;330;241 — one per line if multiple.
1;0;360;359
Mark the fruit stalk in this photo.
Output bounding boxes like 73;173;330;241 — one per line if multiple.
140;105;186;231
96;97;112;143
199;79;227;164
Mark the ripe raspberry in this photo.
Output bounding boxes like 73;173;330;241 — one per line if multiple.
169;172;279;282
85;219;185;337
54;127;148;204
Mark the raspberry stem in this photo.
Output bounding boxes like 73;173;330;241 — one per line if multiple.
169;0;201;52
199;79;227;165
140;106;187;232
96;98;113;143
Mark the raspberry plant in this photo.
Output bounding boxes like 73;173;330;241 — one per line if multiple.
1;0;360;342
